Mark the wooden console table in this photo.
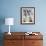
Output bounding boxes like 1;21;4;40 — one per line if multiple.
4;32;43;46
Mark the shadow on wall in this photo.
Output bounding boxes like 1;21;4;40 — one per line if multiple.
0;16;5;46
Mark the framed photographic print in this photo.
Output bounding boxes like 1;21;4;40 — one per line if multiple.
20;7;35;24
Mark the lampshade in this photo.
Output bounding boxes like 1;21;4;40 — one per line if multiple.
5;18;14;25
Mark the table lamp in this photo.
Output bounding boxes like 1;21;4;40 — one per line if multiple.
5;18;14;35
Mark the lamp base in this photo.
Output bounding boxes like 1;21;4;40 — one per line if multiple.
8;32;11;35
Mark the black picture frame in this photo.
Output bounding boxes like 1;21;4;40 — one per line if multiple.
20;7;35;24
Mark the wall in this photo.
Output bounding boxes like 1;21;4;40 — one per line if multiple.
0;0;46;46
0;0;46;32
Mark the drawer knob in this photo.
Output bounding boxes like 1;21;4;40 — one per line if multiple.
32;42;35;44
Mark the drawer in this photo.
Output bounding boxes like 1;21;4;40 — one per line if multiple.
32;40;43;46
4;40;24;46
4;35;24;40
25;35;43;40
4;40;16;46
24;40;43;46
